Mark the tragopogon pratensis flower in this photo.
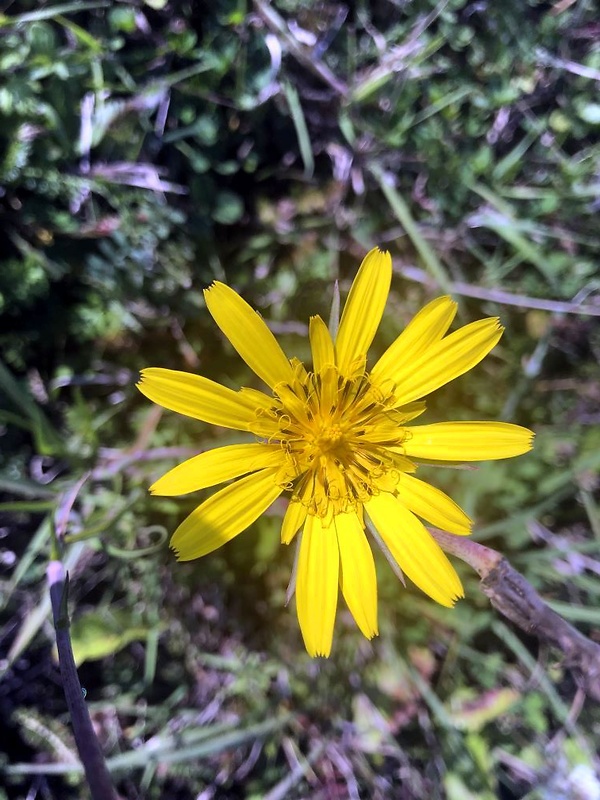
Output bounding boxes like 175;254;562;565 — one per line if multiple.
137;248;534;656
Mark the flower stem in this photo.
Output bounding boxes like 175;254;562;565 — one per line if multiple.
47;561;118;800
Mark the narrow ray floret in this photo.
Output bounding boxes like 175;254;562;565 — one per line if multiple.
137;247;534;657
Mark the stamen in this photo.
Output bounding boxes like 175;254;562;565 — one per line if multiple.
262;363;416;519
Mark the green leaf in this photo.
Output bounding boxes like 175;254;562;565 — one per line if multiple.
450;688;520;732
69;609;157;666
212;191;244;225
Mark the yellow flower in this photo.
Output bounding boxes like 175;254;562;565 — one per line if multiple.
137;248;534;657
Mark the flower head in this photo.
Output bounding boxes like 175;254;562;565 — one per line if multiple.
137;248;533;656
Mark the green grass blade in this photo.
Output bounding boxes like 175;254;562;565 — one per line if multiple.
0;361;63;455
369;162;452;293
491;621;575;728
0;542;87;680
282;81;314;179
0;1;110;25
1;516;52;611
4;715;292;775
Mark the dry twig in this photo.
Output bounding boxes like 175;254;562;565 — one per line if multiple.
431;529;600;701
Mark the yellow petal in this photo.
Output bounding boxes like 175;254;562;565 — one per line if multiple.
281;499;308;544
397;473;472;535
171;468;283;560
309;315;335;373
390;317;504;406
137;368;263;430
151;443;283;496
404;421;535;461
366;492;463;606
204;282;295;389
335;248;392;377
296;514;339;657
337;513;378;640
371;295;457;383
393;401;428;424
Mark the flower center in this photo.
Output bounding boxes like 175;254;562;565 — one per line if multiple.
312;423;345;452
250;364;414;520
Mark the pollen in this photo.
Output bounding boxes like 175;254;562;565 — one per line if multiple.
312;423;344;451
248;366;412;519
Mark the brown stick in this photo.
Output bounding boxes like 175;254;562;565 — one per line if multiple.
430;529;600;701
